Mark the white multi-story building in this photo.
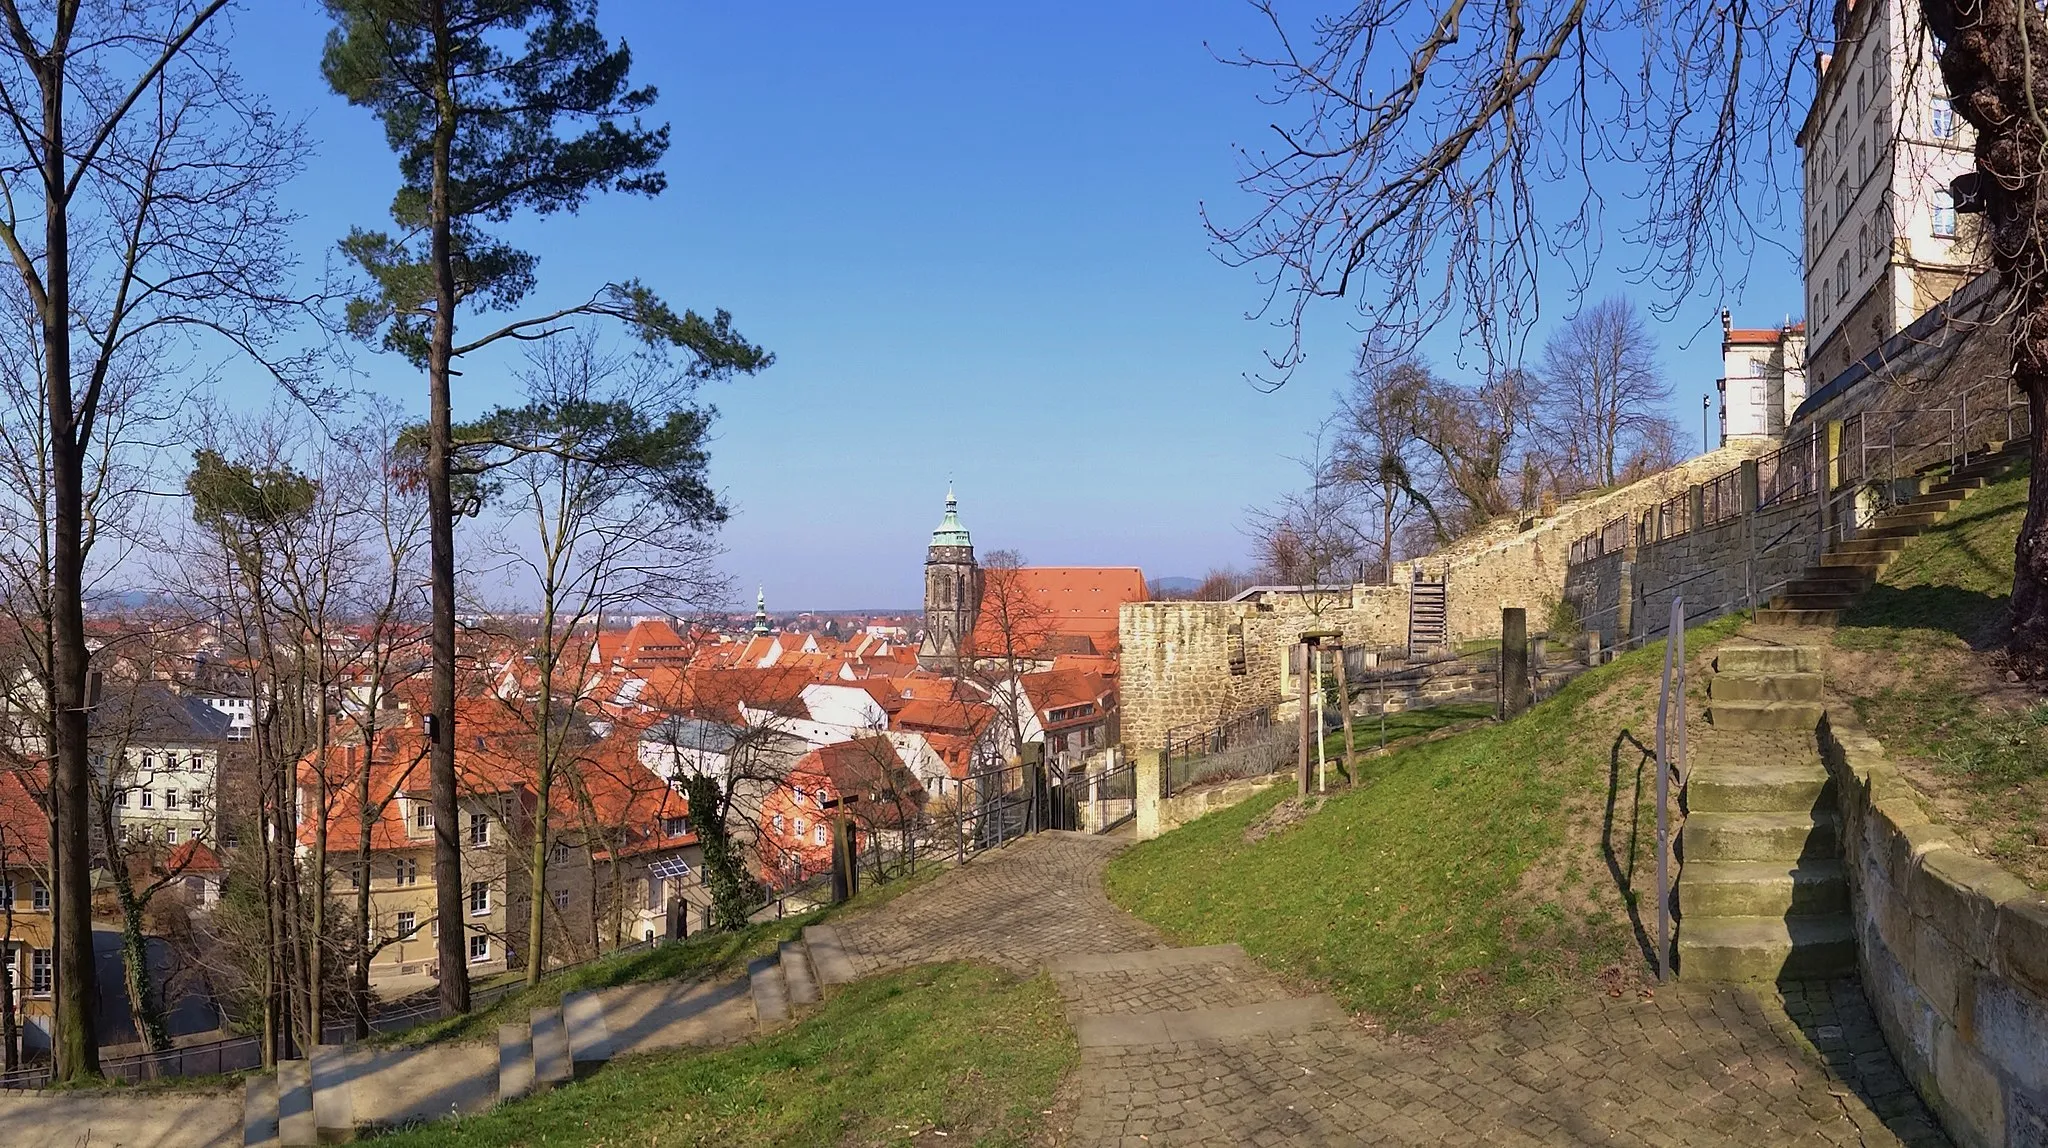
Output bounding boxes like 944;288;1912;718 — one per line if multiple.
1796;0;1980;388
1718;317;1809;442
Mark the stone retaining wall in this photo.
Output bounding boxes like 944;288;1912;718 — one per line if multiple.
1820;705;2048;1148
1156;774;1285;836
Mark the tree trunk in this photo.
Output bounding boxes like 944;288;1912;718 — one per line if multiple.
2009;373;2048;673
118;895;166;1054
426;8;469;1017
684;775;747;930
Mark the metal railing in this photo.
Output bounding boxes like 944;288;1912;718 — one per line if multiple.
1652;595;1687;983
1160;703;1290;798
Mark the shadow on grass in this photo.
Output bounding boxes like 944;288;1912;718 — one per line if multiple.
1601;728;1661;974
1838;584;2010;650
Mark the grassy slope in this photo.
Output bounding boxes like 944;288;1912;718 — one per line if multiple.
1834;463;2047;885
394;866;939;1047
369;964;1073;1148
1106;616;1744;1029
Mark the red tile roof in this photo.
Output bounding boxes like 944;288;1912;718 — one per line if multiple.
971;567;1147;658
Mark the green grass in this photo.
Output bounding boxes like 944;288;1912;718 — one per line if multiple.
367;963;1074;1147
1321;701;1494;758
392;866;939;1048
1105;614;1746;1029
1831;462;2046;885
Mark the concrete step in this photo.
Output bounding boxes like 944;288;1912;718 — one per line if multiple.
309;1044;355;1142
1679;860;1849;918
1704;673;1822;704
1830;537;1908;555
1706;699;1825;730
497;1023;534;1103
1817;553;1889;573
801;925;859;994
1677;914;1857;982
748;954;791;1027
277;1059;314;1147
317;1041;496;1129
1712;645;1823;675
530;1006;571;1091
1871;509;1944;531
562;990;614;1079
1751;608;1839;629
1682;810;1840;862
1783;570;1875;595
243;1071;280;1148
779;941;822;1009
1686;760;1832;813
1926;476;1987;496
1904;494;1967;514
594;976;757;1057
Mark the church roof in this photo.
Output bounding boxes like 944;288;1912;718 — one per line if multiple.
930;486;971;548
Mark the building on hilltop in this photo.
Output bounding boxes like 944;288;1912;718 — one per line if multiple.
1718;316;1808;443
1796;0;1980;387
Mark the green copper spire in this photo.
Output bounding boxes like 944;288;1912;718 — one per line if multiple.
931;483;972;548
752;586;770;635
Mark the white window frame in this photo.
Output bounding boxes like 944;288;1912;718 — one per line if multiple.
32;883;48;912
1932;96;1956;140
468;933;489;963
469;881;490;916
1933;189;1958;238
396;911;417;938
468;812;489;848
29;948;50;997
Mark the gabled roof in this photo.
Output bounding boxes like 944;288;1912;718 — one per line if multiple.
0;769;48;863
972;566;1148;658
89;680;235;745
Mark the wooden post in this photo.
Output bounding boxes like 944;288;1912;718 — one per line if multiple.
1296;642;1312;796
1331;643;1355;783
1499;608;1530;718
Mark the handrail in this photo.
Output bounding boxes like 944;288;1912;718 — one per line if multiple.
1652;594;1687;983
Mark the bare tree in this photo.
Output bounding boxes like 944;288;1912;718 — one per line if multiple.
963;550;1057;763
1330;345;1438;576
0;0;307;1079
1535;298;1677;490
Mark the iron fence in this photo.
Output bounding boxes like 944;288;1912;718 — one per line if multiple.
1651;595;1687;983
1160;703;1291;798
1755;428;1822;509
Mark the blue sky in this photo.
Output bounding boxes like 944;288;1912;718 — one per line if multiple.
224;1;1805;610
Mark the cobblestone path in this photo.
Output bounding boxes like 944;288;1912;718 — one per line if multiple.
833;832;1951;1147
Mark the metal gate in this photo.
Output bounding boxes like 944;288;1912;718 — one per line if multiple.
1090;760;1136;833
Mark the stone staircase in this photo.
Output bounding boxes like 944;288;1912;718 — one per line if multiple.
1676;643;1855;982
242;924;857;1144
1758;438;2029;627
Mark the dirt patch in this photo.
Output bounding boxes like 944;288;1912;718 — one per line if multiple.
1241;795;1325;844
1829;638;2048;889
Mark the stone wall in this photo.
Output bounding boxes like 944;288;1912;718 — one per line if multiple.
1564;478;1827;648
1118;443;1772;753
1820;706;2048;1148
1156;774;1285;836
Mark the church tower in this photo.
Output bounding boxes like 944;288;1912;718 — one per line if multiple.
917;486;981;671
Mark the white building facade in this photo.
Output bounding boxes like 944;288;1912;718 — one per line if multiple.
1719;318;1809;442
1797;0;1980;388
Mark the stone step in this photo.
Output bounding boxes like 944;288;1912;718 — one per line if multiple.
592;976;758;1057
1751;608;1839;629
1704;673;1822;704
1678;859;1849;918
530;1006;571;1091
497;1023;534;1103
1712;645;1823;675
1768;592;1859;612
780;940;822;1009
1783;570;1874;596
1706;699;1825;730
1926;476;1987;496
1683;810;1840;862
801;925;859;994
562;990;614;1078
1904;494;1967;514
1072;995;1346;1048
277;1058;314;1147
748;954;791;1026
309;1044;355;1142
243;1070;280;1148
1817;553;1889;573
1676;914;1857;981
1830;537;1908;555
1686;760;1832;812
320;1040;498;1130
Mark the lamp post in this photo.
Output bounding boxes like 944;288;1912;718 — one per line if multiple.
1702;394;1712;454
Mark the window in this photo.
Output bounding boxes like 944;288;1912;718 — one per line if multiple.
349;865;363;889
30;948;50;996
793;817;805;838
413;802;433;830
1836;253;1850;300
772;813;785;833
1933;188;1958;237
469;881;489;915
792;789;805;807
813;789;828;808
552;840;569;864
468;933;489;963
645;928;656;943
1821;279;1831;315
1856;73;1866;112
140;753;155;772
468;812;489;848
1748;356;1767;379
139;789;153;809
190;790;205;810
113;790;128;809
1932;96;1956;140
1857;140;1866;179
813;824;827;847
552;889;569;914
396;911;417;938
188;827;202;843
395;858;418;885
1835;174;1850;217
0;879;11;906
664;816;688;837
163;790;179;811
1857;224;1869;272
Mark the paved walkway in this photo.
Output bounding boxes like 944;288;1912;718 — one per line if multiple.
833;831;1951;1148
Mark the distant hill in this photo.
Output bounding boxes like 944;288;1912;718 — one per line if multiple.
1148;576;1201;595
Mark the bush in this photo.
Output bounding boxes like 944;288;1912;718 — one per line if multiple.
1544;597;1582;642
